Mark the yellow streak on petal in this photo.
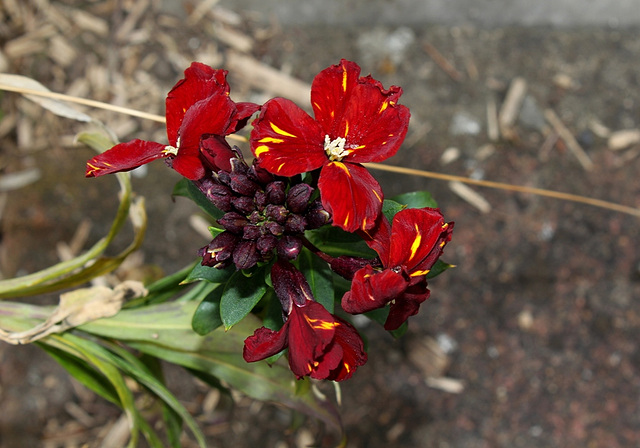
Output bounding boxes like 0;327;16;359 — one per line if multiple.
343;362;352;373
344;121;349;138
313;102;322;110
254;145;270;157
332;161;351;177
86;163;100;174
342;65;348;92
407;224;422;262
410;269;430;277
372;189;382;203
379;101;389;113
305;316;339;331
343;212;350;228
270;122;297;138
258;137;284;143
277;162;286;172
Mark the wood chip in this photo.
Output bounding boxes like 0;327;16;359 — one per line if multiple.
425;377;465;394
449;181;491;213
440;147;460;165
422;42;463;82
498;77;527;140
212;24;254;53
544;108;594;171
226;52;311;106
486;96;500;141
607;129;640;151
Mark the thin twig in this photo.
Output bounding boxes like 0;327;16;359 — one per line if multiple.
364;162;640;218
2;83;638;218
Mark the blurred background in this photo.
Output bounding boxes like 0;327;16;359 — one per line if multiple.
1;0;639;446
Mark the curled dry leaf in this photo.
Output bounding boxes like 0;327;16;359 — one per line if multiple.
0;280;147;345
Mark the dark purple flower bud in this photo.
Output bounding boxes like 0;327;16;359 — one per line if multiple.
230;172;260;196
230;156;249;175
251;160;275;185
248;210;262;225
199;231;238;268
286;183;314;214
256;234;278;255
305;199;331;229
233;240;259;270
264;221;284;236
265;181;286;205
265;204;289;223
231;196;255;215
277;235;302;260
218;212;248;234
202;182;234;212
284;214;307;234
242;224;263;240
215;170;232;187
329;255;380;280
200;135;235;173
254;190;268;210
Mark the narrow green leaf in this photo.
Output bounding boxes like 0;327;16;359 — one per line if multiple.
39;344;119;404
298;248;334;313
172;178;224;220
425;259;455;279
192;286;224;335
182;262;234;285
220;269;267;330
391;190;438;209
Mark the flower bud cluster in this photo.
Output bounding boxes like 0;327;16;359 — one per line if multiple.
197;154;331;270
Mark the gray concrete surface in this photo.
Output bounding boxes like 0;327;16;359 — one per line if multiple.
220;0;640;27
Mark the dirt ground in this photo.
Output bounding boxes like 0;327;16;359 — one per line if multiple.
1;1;640;447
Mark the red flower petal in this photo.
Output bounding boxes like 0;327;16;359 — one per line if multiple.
318;162;383;232
250;98;326;176
388;208;452;274
85;139;166;177
165;63;230;146
341;265;408;315
287;301;338;378
322;318;367;381
311;59;361;136
243;323;289;362
229;101;261;133
200;135;236;173
384;281;431;331
340;82;410;163
357;213;392;265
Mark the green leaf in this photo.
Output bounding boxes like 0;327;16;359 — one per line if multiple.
220;269;268;330
125;315;343;435
182;262;234;285
305;226;375;259
425;259;455;279
298;248;334;313
381;199;405;222
192;286;224;335
173;178;224;220
391;190;438;209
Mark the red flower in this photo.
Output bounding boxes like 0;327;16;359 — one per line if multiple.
341;208;454;330
243;259;367;381
250;59;410;232
86;62;259;180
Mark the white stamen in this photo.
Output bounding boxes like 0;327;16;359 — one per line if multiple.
162;136;181;156
324;135;350;161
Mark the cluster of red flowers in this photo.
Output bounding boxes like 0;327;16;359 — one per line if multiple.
86;60;453;382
